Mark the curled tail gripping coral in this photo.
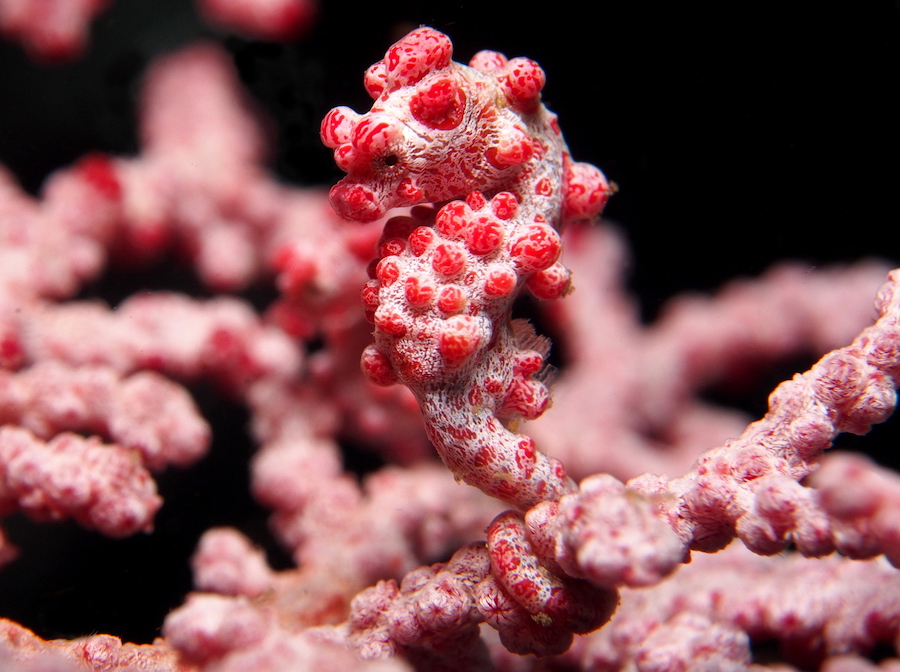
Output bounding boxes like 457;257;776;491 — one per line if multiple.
321;27;612;511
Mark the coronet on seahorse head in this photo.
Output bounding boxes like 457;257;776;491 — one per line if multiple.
321;27;556;223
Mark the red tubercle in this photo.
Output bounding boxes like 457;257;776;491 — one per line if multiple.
469;50;508;75
526;262;572;300
361;280;381;311
396;177;423;203
436;201;471;239
502;379;550;420
487;128;534;168
364;62;388;99
410;76;467;130
384;27;454;89
438;315;482;367
484;265;518;297
320;106;359;149
404;274;436;307
352;114;404;158
378;238;407;258
465;192;488;210
491;192;519;220
361;344;398;386
562;161;613;221
534;178;553;197
500;58;546;111
329;181;383;222
466;214;504;255
513;351;544;376
375;257;401;285
437;285;467;314
509;224;561;273
408;226;436;256
374;306;407;337
432;242;467;277
333;144;358;172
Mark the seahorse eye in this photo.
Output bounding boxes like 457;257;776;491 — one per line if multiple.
384;154;399;167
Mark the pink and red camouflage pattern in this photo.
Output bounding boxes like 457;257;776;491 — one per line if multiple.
0;11;897;672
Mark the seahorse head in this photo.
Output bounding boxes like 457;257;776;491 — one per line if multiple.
322;27;546;222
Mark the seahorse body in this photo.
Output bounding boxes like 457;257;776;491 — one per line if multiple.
322;27;611;509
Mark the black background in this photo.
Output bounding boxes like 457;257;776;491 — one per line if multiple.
0;0;896;650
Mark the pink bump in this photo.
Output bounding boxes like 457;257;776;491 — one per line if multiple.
469;50;508;74
329;181;383;222
465;192;488;210
491;192;519;220
375;257;401;285
484;265;518;297
432;242;467;277
487;126;534;168
563;161;612;221
501;58;546;109
374;306;407;336
510;224;561;273
320;106;360;148
437;285;467;314
404;274;436;307
408;226;436;256
466;214;504;255
364;62;388;99
439;315;482;367
435;201;471;239
526;262;571;300
361;280;381;310
384;27;453;88
410;75;467;130
351;113;404;158
361;344;397;386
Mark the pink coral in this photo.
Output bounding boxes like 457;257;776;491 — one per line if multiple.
0;0;316;60
197;0;317;41
0;0;111;61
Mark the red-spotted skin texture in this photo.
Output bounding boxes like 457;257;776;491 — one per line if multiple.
330;28;612;511
359;199;572;509
323;27;611;226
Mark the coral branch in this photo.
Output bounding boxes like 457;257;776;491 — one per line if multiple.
0;361;210;471
810;452;900;566
0;618;183;672
0;426;162;537
534;269;900;590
